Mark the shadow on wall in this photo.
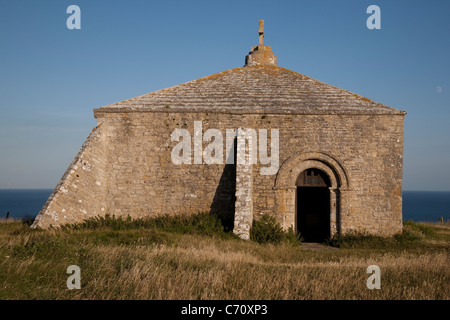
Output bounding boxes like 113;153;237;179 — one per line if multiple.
210;163;236;232
210;138;237;232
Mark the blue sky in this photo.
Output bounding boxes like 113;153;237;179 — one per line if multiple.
0;0;449;191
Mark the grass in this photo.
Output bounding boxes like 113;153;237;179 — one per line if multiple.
0;215;449;300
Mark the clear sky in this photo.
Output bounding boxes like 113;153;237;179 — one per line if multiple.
0;0;449;191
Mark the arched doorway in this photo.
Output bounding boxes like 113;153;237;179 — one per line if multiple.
274;152;350;238
296;168;331;242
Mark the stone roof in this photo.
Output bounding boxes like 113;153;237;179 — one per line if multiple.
95;21;404;116
95;65;404;115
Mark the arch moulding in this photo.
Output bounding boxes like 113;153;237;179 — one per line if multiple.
272;152;350;236
274;151;350;190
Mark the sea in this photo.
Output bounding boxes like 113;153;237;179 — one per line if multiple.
0;189;449;222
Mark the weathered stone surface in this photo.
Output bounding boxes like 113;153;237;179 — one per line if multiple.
31;126;108;228
234;129;254;240
245;20;277;67
245;45;278;67
93;66;400;115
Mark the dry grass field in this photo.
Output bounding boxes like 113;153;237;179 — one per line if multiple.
0;214;449;300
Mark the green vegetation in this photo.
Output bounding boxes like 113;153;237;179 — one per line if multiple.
250;214;302;245
65;212;229;237
0;215;448;300
326;220;441;249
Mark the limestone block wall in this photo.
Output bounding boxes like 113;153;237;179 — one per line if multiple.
31;126;108;228
33;109;404;236
250;113;405;236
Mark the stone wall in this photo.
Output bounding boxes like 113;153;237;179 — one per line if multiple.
32;110;404;236
31;126;108;228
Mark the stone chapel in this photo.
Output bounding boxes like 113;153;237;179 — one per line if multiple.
32;21;406;241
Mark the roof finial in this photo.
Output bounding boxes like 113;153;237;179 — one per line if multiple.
259;20;264;46
244;20;277;67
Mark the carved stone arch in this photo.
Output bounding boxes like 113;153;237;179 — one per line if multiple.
274;152;350;190
273;152;350;238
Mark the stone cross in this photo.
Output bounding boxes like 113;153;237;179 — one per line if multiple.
259;20;264;46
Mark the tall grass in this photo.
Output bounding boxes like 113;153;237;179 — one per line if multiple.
326;220;443;249
0;217;449;300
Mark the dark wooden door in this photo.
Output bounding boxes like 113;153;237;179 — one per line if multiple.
297;187;330;242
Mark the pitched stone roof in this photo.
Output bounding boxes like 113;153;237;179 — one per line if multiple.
95;65;404;115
